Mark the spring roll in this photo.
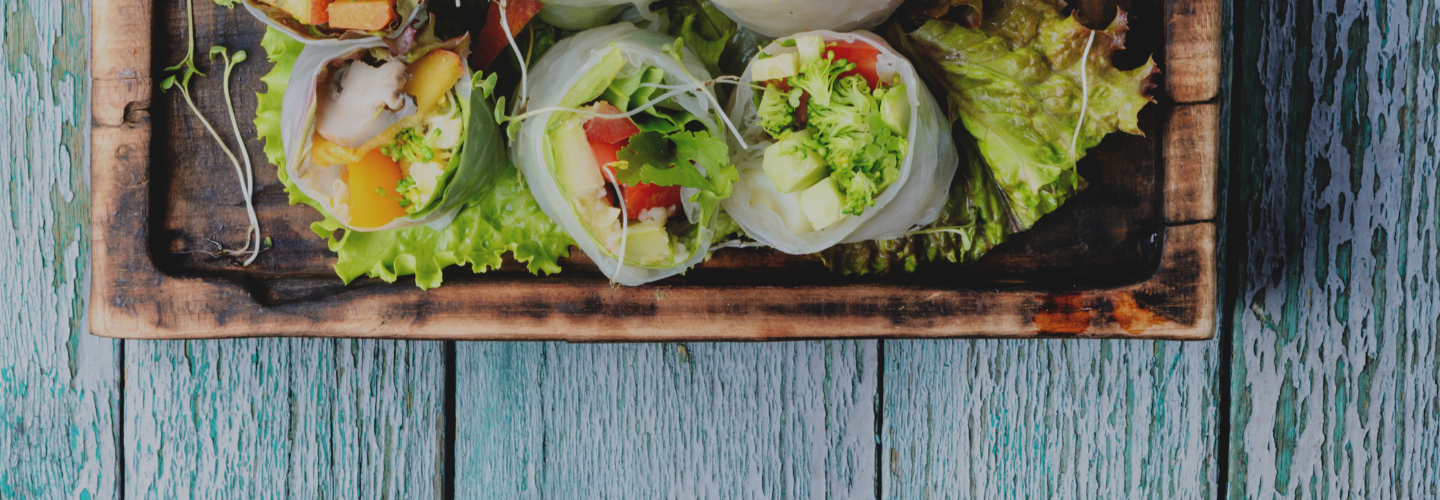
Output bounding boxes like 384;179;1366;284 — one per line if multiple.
510;23;738;286
710;0;903;38
281;36;506;231
243;0;427;45
722;30;958;254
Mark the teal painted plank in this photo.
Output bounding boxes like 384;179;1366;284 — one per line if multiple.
0;0;119;498
881;340;1218;499
455;341;878;499
1231;0;1440;497
125;340;444;499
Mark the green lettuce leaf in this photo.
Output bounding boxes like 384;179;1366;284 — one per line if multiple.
653;0;771;100
255;28;573;289
654;0;734;77
319;169;573;288
900;0;1157;228
819;131;1081;275
823;0;1157;276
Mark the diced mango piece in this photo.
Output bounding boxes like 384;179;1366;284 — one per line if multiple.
346;149;407;228
327;0;395;31
350;50;463;157
311;135;364;166
262;0;332;26
404;49;465;117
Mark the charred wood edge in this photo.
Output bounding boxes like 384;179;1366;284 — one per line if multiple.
88;0;1218;341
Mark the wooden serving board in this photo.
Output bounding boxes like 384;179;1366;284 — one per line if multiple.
89;0;1221;340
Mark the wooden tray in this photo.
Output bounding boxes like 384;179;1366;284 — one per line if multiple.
89;0;1220;340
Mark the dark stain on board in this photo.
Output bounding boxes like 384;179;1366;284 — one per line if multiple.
1034;293;1093;335
760;294;979;327
488;293;660;319
1110;292;1167;334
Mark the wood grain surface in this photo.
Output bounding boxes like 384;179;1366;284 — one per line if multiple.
454;341;879;498
882;339;1218;499
0;1;119;498
125;339;444;498
1230;0;1440;497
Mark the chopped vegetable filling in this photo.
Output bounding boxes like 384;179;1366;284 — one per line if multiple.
753;36;910;227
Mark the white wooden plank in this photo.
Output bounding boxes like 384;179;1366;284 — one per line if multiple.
455;341;879;499
0;0;119;498
124;339;444;499
1231;0;1440;497
881;340;1218;499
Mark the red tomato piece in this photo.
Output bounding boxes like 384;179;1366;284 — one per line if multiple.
590;137;625;181
471;0;543;70
621;182;682;218
589;138;624;206
584;102;640;144
825;40;883;88
587;136;682;218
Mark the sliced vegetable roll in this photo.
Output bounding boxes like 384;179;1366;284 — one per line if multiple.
710;0;903;38
510;23;738;286
282;34;507;231
723;31;958;254
536;0;653;30
243;0;426;45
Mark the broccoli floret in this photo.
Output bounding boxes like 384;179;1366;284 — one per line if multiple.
810;106;868;142
832;75;877;114
841;170;878;215
757;84;798;138
820;132;866;171
808;75;880;142
787;52;853;107
784;50;909;217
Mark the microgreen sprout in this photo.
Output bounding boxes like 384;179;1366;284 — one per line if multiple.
603;169;630;289
1069;31;1096;190
374;187;413;208
380;126;437;163
663;39;748;149
160;0;262;265
496;0;530;109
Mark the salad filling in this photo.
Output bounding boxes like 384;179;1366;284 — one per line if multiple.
298;44;469;229
722;30;957;255
542;47;735;268
749;35;911;232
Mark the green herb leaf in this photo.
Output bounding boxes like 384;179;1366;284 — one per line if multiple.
615;130;736;197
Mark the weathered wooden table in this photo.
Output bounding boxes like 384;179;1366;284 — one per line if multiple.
2;0;1437;498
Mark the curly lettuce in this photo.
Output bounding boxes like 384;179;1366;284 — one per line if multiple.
256;28;572;289
823;0;1154;275
901;0;1157;228
820;131;1082;274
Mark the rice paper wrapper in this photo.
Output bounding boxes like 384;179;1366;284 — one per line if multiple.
722;30;958;255
511;23;724;286
243;0;427;46
537;0;658;30
282;39;504;232
710;0;903;38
